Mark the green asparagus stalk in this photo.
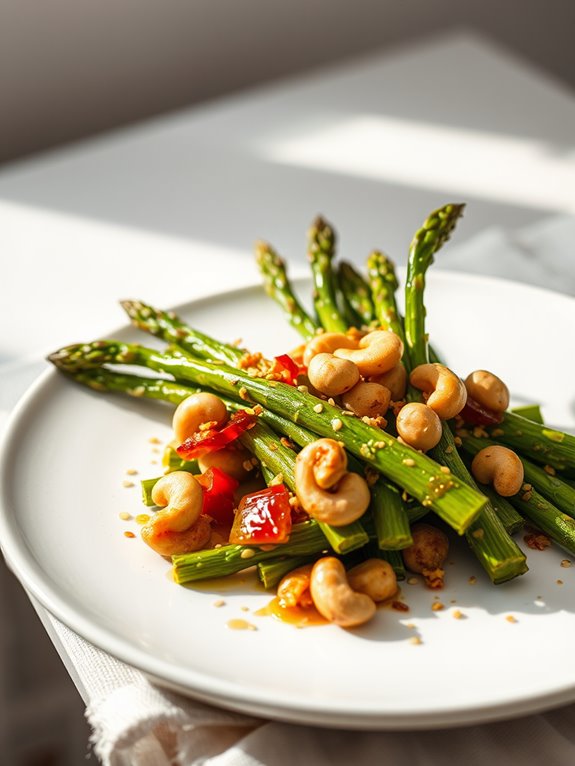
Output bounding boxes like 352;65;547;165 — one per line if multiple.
254;241;319;341
511;404;544;424
366;250;405;341
49;341;488;533
120;300;246;367
510;489;575;556
337;261;376;327
172;519;331;583
404;204;465;370
256;556;317;589
469;482;524;536
459;432;575;518
369;480;413;550
487;412;575;474
307;216;348;332
402;203;527;583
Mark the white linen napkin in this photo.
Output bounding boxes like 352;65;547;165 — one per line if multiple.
7;214;575;766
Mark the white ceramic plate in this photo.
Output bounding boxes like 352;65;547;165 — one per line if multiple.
1;272;575;730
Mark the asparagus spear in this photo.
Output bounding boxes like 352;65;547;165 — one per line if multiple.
367;250;405;341
49;340;488;533
120;300;246;367
487;412;575;475
307;216;348;332
402;203;527;583
510;489;575;556
254;241;319;341
336;261;376;327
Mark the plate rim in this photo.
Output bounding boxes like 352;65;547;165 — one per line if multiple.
1;269;575;729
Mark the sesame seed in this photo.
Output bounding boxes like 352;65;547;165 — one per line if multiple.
431;602;444;612
122;480;135;488
149;437;162;444
240;549;256;560
472;528;484;540
407;577;419;586
297;385;309;393
328;398;336;407
213;599;226;608
331;418;343;432
408;636;422;645
313;403;324;413
119;512;131;521
505;615;517;623
126;468;138;476
440;466;450;474
402;458;416;467
544;465;556;476
452;610;464;620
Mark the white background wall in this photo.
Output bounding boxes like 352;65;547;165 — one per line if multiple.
1;0;574;164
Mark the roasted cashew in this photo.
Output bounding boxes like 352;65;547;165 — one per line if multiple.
341;381;391;418
198;444;253;482
303;332;358;367
310;557;376;627
141;471;210;555
464;370;510;413
396;402;442;452
333;330;403;377
471;445;524;497
277;564;314;608
295;439;371;526
307;353;360;397
347;559;397;602
370;363;407;402
410;363;467;420
172;392;228;443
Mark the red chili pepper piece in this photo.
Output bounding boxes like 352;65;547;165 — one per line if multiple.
196;467;239;525
229;484;292;545
460;396;503;426
272;354;304;386
176;410;256;459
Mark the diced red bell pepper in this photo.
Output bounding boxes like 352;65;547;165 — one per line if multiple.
196;467;239;525
271;354;304;386
176;409;256;459
460;396;503;427
229;484;292;545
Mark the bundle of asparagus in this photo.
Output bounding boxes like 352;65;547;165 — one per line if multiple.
48;204;575;602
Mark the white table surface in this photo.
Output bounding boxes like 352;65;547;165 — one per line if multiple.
2;27;575;732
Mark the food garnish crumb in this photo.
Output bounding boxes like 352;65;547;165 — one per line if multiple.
402;458;416;467
331;418;343;432
406;577;419;586
126;469;138;475
560;560;572;568
505;615;517;623
408;636;422;645
119;512;131;521
149;437;162;444
556;579;564;586
124;531;136;539
431;602;444;612
213;599;226;608
405;623;416;630
122;480;135;488
452;610;464;620
468;576;477;585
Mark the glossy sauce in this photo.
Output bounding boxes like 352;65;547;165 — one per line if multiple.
255;597;328;628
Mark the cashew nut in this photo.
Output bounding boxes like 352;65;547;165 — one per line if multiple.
295;439;371;526
303;332;358;367
341;381;391;418
310;557;376;627
396;402;442;452
141;471;211;555
172;392;228;443
277;564;314;609
333;330;403;377
370;363;407;402
410;363;467;420
471;445;524;497
464;370;509;413
307;353;360;397
402;523;449;575
198;444;253;482
347;559;397;602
